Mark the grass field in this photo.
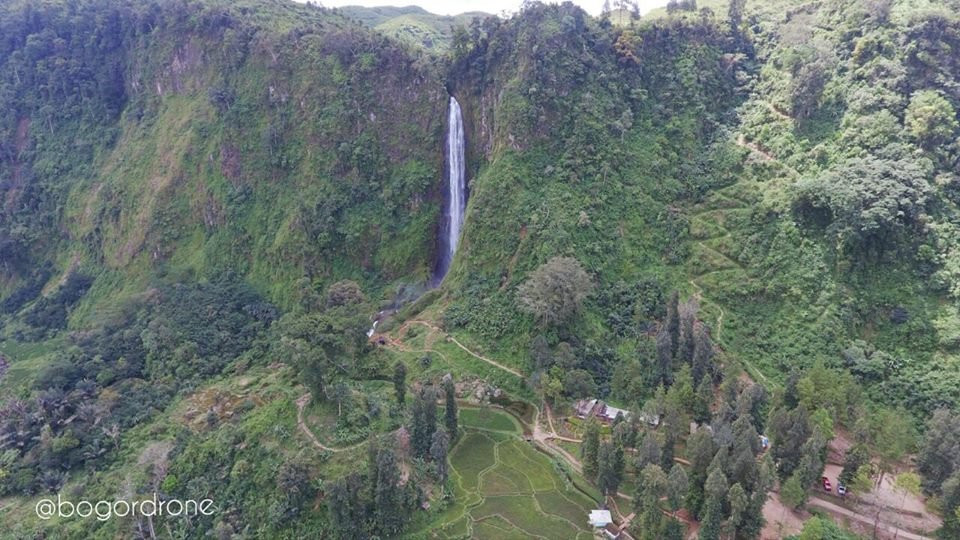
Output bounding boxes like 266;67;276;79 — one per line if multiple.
408;408;599;539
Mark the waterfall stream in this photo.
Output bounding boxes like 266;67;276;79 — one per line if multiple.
434;95;467;283
369;97;467;337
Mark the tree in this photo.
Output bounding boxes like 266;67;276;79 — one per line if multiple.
728;0;746;35
894;473;921;525
597;442;625;496
666;464;689;514
769;406;811;478
941;472;960;538
780;473;806;509
636;433;662;471
330;380;351;418
529;334;553;370
905;89;958;150
443;374;458;438
790;59;828;120
693;376;713;424
691;324;714;385
686;428;717;515
373;445;405;536
724;482;748;535
517;256;594;327
325;279;365;307
327;473;365;539
840;444;870;486
918;408;960;493
665;291;680;354
393;362;407;405
656;328;674;387
678;299;697;365
410;387;437;458
637;464;667;540
581;419;601;479
869;408;915;487
698;468;728;540
795;155;932;251
430;429;450;483
613;419;637;449
850;464;874;494
563;369;597;399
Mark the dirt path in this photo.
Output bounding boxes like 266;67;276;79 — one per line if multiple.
808;497;933;540
394;320;525;378
295;393;365;453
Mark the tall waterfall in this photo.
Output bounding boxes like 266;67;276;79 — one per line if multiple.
435;96;467;282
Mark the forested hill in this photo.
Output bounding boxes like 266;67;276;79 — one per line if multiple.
3;0;960;538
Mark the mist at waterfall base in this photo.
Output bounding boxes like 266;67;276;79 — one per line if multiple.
432;96;468;285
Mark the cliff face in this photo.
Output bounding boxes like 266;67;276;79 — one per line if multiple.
0;0;447;313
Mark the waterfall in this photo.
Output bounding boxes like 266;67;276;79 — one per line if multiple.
435;96;467;283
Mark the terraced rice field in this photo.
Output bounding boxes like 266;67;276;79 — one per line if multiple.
409;408;599;539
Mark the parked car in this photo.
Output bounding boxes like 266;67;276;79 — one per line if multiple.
822;476;832;491
837;483;847;496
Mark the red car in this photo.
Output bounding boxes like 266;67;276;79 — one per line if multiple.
822;476;832;491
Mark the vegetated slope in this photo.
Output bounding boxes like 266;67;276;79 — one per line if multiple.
0;0;446;319
0;2;444;536
431;0;960;417
694;0;960;414
338;5;489;51
439;2;745;385
3;0;960;538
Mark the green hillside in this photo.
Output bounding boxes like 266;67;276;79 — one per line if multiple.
339;5;489;51
2;0;960;538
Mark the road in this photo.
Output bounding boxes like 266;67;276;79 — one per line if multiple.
808;497;933;540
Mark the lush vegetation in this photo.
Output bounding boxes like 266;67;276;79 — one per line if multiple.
3;0;960;538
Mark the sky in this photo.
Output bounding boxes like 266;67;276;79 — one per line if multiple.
315;0;670;17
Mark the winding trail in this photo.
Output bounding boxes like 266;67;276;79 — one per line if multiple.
295;393;366;453
393;320;525;378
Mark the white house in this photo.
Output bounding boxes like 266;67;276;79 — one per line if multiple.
589;509;613;528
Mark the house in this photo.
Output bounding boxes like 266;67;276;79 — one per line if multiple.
574;399;599;419
589;509;613;528
603;523;622;539
597;403;630;423
574;398;658;427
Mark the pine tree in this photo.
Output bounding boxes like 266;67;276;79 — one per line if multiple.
443;374;458;438
430;429;450;483
367;435;380;500
840;444;870;485
613;419;637;449
373;445;405;536
667;464;689;513
725;482;748;535
656;327;674;387
691;323;713;385
780;473;806;509
327;473;365;539
666;291;680;353
678;299;697;365
581;418;601;479
598;442;625;496
636;433;662;470
410;387;437;458
393;362;407;405
694;376;713;424
698;468;728;540
636;464;667;540
685;428;716;516
663;518;685;540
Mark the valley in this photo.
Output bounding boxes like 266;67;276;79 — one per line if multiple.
3;0;960;538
